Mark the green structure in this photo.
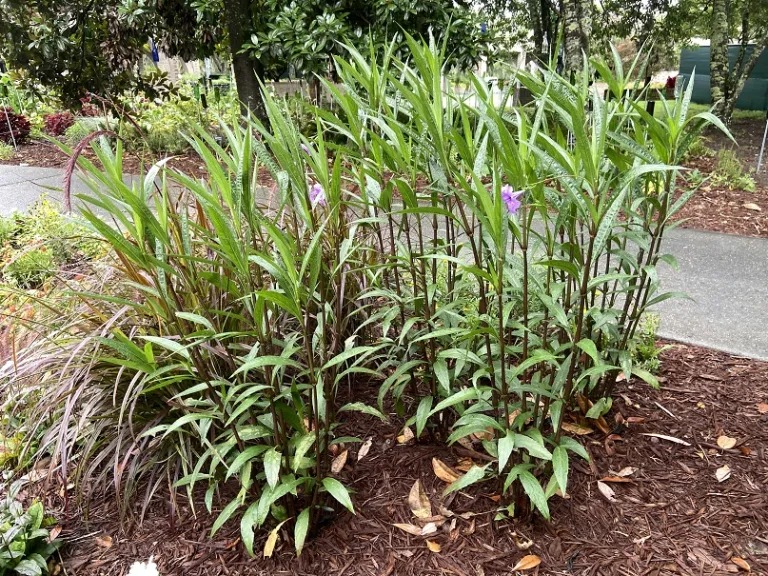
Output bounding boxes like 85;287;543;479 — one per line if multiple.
678;45;768;111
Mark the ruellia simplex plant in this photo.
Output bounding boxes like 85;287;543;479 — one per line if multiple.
0;39;728;555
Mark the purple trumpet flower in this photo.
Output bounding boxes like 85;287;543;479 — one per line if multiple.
301;143;311;155
309;183;326;207
501;184;523;215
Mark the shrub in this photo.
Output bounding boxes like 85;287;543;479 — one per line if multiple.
0;108;31;145
1;40;726;557
0;142;14;160
712;148;756;191
1;247;56;288
43;112;75;136
64;118;103;146
684;136;715;160
0;481;61;575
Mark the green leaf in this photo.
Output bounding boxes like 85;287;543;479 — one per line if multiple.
240;502;259;557
518;470;550;519
558;437;589;461
264;448;282;489
415;396;433;438
433;359;450;394
211;498;242;537
322;477;355;514
498;431;514;473
552;446;569;495
631;367;660;389
514;433;552;461
292;434;316;472
294;508;310;556
337;402;389;422
586;397;612;419
13;559;42;576
429;387;477;417
443;464;487;497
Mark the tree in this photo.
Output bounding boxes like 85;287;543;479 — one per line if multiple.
708;0;768;123
0;0;494;121
562;0;591;74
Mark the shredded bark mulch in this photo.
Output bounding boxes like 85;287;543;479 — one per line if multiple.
671;119;768;238
37;343;768;576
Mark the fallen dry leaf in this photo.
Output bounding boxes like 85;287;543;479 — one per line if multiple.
626;416;645;424
432;458;461;484
455;458;474;472
511;554;541;571
397;427;415;444
394;523;423;536
597;481;617;503
698;373;723;382
731;557;751;572
561;422;594;435
717;436;737;450
263;526;281;558
357;438;372;461
600;476;632;483
48;526;62;543
757;403;768;414
743;202;761;212
715;464;731;483
512;533;534;551
640;433;691;446
331;449;349;474
616;466;637;477
420;522;438;536
408;480;432;519
462;519;476;536
426;540;441;553
95;535;113;548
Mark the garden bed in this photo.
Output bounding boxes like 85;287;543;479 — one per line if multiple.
672;118;768;238
0;138;210;180
47;343;768;576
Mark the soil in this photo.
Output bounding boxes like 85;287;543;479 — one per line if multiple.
672;119;768;238
34;342;768;576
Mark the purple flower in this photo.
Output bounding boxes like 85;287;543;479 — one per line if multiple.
300;143;311;155
309;183;326;207
501;185;523;215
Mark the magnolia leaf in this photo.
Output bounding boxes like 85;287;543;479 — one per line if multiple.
597;481;617;503
394;522;423;536
715;464;731;483
432;458;461;484
357;438;373;461
331;450;349;474
511;554;541;571
716;436;737;450
731;557;751;572
616;466;636;477
397;426;415;444
561;422;594;435
408;479;432;519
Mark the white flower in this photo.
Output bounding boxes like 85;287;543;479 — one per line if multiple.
128;556;160;576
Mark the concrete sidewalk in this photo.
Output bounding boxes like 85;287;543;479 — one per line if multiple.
2;164;767;360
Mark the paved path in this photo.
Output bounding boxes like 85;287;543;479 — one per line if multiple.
2;165;767;360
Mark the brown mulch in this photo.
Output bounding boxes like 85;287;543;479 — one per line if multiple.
672;119;768;238
39;343;768;576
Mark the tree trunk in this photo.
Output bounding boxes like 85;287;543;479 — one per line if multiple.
562;0;590;76
223;0;267;122
709;0;730;120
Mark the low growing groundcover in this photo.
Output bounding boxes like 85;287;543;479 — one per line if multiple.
35;343;765;576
